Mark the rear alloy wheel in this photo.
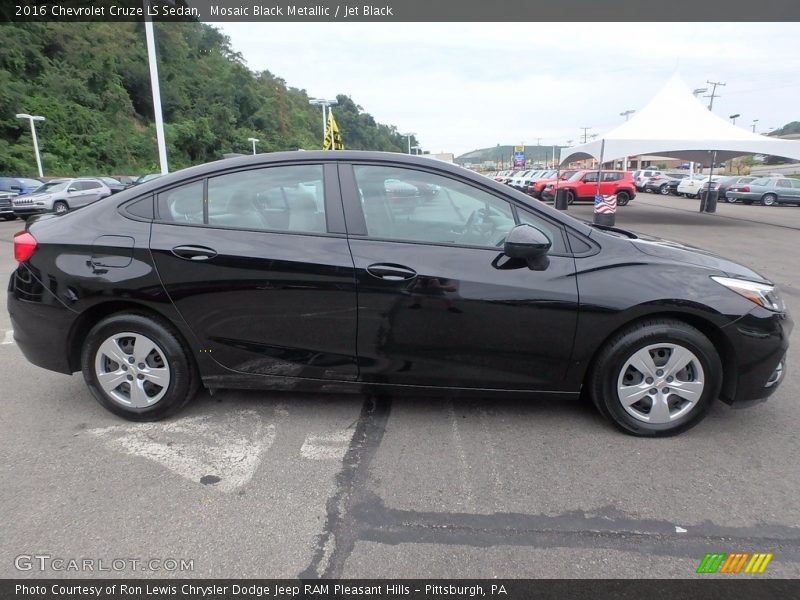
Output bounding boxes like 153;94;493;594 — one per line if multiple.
53;201;69;214
588;319;721;436
762;193;777;206
82;313;198;421
616;191;631;206
659;184;670;195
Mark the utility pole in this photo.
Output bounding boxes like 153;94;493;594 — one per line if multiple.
620;109;635;121
705;80;726;111
580;127;591;144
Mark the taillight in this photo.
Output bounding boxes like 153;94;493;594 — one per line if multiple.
13;231;37;263
738;186;750;192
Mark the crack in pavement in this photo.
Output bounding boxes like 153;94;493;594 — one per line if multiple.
300;395;393;578
300;395;800;577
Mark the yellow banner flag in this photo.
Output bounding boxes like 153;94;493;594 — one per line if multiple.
324;110;344;150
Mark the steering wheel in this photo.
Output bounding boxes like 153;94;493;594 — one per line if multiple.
461;207;497;245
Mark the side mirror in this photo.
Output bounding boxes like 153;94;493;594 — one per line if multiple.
504;224;551;271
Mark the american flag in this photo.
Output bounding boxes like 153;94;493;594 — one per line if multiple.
594;194;617;214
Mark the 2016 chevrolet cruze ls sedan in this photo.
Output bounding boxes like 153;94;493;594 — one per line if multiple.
7;152;791;436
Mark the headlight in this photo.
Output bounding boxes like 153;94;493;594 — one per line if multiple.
711;276;785;312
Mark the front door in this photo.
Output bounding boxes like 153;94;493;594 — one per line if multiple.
149;163;358;381
341;163;579;391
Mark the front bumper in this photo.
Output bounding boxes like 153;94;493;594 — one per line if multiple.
723;307;792;406
13;206;50;216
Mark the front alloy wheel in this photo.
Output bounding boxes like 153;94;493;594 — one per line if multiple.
616;343;704;424
588;319;721;436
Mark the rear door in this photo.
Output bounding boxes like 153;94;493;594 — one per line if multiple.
340;162;579;391
149;162;358;381
776;179;795;203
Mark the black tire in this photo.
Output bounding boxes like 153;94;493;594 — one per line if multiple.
566;190;575;205
587;319;722;437
1;215;17;221
659;184;670;195
53;200;69;214
81;313;199;421
616;191;631;206
761;193;777;206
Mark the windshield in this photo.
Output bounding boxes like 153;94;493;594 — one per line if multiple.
568;172;585;182
36;181;69;193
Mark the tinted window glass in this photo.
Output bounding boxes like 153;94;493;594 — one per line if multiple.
792;180;800;189
157;181;204;223
583;172;599;183
353;165;515;247
777;179;792;188
751;178;769;186
517;209;566;253
81;180;102;190
124;196;154;220
207;165;325;233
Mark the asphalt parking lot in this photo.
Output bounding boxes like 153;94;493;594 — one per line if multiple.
1;192;798;579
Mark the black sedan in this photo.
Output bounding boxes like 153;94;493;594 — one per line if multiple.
7;152;792;436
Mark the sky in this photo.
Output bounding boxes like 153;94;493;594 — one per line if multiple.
213;22;800;157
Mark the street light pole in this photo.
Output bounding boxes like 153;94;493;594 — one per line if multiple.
401;132;415;154
620;109;635;121
144;1;168;175
15;113;45;177
248;137;259;155
752;119;759;133
729;113;740;125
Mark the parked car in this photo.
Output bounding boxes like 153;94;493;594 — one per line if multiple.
99;176;129;194
508;169;537;190
0;176;43;196
725;177;800;206
0;189;16;220
642;173;689;195
633;169;664;191
527;170;579;198
697;176;758;203
676;175;724;198
522;169;556;191
7;151;790;436
541;170;637;205
12;177;112;218
133;173;164;185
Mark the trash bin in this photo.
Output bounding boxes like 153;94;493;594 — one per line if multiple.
593;194;616;227
554;188;568;210
704;189;718;213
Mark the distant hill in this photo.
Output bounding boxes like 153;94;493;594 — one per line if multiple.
768;122;800;137
455;145;562;166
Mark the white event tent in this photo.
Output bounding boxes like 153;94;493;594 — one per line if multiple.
560;74;800;167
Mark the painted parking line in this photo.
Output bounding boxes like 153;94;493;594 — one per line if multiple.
300;431;352;460
88;408;277;493
1;330;14;345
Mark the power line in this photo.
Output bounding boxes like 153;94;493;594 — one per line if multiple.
705;80;726;111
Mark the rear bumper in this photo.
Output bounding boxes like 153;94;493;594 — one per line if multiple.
7;266;77;374
723;308;792;406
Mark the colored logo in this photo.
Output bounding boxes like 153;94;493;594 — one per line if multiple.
696;552;773;574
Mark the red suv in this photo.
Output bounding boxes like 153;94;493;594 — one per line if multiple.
527;170;579;198
541;170;636;205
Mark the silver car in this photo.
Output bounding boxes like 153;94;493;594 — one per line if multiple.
12;178;112;217
726;177;800;206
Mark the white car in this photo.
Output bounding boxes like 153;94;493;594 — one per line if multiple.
508;169;536;190
633;169;664;190
677;175;723;198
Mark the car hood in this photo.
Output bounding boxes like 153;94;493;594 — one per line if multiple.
16;191;55;200
628;232;771;283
